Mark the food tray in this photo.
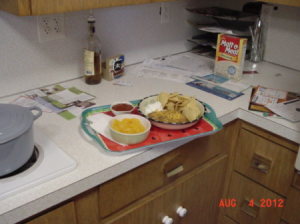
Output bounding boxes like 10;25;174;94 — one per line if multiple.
81;100;223;153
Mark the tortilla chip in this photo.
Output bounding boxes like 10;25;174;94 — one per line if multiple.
158;92;169;107
182;100;203;122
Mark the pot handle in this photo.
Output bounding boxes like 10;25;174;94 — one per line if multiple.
29;106;43;120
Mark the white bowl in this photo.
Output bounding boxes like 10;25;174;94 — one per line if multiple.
109;114;151;145
138;95;205;130
110;102;134;116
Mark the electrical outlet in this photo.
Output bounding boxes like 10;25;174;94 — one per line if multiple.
160;3;170;24
37;14;65;42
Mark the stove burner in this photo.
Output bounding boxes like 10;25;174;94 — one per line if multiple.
0;146;39;179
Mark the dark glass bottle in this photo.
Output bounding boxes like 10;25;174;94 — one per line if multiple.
84;14;102;85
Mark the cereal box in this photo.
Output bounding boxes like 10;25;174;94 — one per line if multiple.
214;34;247;81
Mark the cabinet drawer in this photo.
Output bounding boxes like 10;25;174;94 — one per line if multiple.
282;187;300;224
99;129;226;218
226;172;284;224
220;216;239;224
102;155;227;224
234;128;296;195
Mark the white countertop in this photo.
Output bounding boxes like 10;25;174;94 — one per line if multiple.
1;55;300;224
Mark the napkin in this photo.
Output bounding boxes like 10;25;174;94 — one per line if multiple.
87;113;127;146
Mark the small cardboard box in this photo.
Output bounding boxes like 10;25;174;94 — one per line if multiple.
214;34;247;81
103;55;125;81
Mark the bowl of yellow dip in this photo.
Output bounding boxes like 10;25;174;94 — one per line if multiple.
109;114;151;145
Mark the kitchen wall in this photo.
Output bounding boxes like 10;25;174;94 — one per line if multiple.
216;0;300;71
0;0;299;98
263;4;300;71
0;0;209;98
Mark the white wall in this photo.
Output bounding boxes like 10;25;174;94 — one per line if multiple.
1;0;298;98
216;0;300;71
263;4;300;71
0;1;197;98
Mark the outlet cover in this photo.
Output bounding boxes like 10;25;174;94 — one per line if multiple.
37;14;65;42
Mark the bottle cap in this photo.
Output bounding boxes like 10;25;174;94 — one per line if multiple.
88;15;95;23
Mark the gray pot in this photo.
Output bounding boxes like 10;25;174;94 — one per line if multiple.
0;104;42;177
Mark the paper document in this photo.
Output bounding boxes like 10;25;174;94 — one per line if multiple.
137;53;213;83
266;99;300;122
162;54;213;73
49;89;94;105
192;74;250;92
186;79;244;101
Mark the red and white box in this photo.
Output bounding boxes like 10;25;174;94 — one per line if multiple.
214;34;247;81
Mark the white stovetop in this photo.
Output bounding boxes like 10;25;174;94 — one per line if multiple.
0;130;76;200
0;54;299;224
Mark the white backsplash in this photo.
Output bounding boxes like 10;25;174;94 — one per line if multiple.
0;1;299;98
263;4;300;71
0;1;196;98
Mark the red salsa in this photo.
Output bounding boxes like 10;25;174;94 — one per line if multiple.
112;103;133;111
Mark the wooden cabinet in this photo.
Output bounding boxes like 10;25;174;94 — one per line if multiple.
101;155;227;224
221;121;299;224
226;172;284;224
99;127;225;218
26;202;77;224
281;172;300;224
24;122;237;224
259;0;300;7
220;216;239;224
282;186;300;224
0;0;174;16
74;189;100;224
234;128;296;195
22;121;300;224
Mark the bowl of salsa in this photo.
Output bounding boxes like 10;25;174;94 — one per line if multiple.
110;102;134;115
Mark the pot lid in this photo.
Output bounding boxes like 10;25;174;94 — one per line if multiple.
0;104;37;144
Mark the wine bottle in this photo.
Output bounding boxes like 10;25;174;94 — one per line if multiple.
84;14;102;85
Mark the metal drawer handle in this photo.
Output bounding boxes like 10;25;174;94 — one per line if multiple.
165;165;184;178
251;153;272;174
241;198;260;218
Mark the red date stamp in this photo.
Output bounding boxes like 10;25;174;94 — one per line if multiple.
218;198;285;208
248;198;284;208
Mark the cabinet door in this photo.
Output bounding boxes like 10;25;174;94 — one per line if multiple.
30;0;175;15
99;129;225;218
0;0;31;16
74;189;100;224
226;172;284;224
26;202;77;224
0;0;175;16
101;176;179;224
282;187;300;224
102;155;227;224
177;155;227;224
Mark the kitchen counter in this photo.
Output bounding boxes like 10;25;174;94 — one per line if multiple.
0;54;300;224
